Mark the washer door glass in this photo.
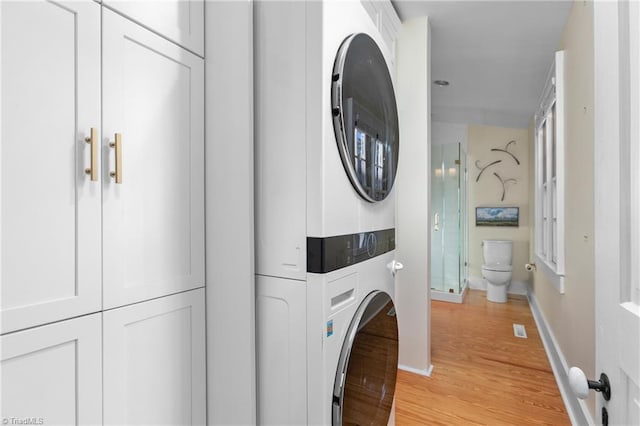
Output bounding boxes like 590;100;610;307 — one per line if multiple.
332;33;399;203
333;291;399;426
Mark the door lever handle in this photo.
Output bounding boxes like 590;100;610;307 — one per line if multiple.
569;367;611;401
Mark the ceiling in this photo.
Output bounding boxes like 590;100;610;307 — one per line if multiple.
391;1;573;128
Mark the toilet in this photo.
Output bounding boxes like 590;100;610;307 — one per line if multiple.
481;240;513;303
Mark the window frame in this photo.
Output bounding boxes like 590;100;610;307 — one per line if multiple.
534;50;566;293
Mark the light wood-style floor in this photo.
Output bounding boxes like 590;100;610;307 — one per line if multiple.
394;290;570;425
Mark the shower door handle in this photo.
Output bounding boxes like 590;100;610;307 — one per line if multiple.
434;213;440;231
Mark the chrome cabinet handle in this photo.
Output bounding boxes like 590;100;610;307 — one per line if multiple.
434;212;440;231
109;133;122;184
84;127;98;181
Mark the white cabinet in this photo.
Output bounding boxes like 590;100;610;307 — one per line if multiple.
103;288;206;425
1;1;206;422
1;0;102;334
360;0;400;64
103;0;204;56
254;0;308;281
0;313;102;424
102;10;205;310
256;276;307;425
1;3;205;325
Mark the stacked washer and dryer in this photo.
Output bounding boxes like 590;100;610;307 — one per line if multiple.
255;1;402;425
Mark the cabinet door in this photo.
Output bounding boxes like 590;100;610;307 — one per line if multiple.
0;0;102;334
103;288;206;425
0;313;102;424
256;275;308;425
102;9;205;309
103;0;204;56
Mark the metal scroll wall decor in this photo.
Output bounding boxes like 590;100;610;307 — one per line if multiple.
493;172;517;201
491;140;520;165
475;159;502;182
475;139;520;201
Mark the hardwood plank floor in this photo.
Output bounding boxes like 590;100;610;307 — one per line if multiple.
394;290;570;425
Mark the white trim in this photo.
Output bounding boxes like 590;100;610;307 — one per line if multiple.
545;103;553;259
554;51;566;276
534;51;566;281
398;363;433;378
535;254;565;294
535;125;544;254
537;57;556;119
527;290;595;426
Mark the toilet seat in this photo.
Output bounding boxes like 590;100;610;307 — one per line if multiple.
482;263;512;273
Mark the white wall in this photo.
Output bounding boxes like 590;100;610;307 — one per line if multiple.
395;16;431;375
205;1;256;424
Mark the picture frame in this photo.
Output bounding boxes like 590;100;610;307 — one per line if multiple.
476;207;519;227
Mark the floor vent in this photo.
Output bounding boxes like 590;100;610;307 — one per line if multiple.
513;324;528;339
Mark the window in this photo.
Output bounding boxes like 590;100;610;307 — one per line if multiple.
535;51;565;293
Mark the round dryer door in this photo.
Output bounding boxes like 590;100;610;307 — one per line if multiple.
332;33;399;203
333;291;399;426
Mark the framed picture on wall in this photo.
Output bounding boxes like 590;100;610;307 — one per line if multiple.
476;207;519;227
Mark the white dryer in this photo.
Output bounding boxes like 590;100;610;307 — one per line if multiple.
255;1;402;425
308;249;399;426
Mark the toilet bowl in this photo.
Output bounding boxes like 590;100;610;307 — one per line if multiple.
482;264;512;303
482;240;513;303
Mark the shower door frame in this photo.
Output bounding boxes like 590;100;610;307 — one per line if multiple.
430;142;468;300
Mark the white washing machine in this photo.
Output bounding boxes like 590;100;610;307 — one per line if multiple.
255;1;401;425
308;250;399;426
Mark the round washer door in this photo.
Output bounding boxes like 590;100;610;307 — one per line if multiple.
333;291;399;426
332;33;399;203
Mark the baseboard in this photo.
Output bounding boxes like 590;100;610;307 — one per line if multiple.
527;290;595;426
398;363;433;377
468;276;529;295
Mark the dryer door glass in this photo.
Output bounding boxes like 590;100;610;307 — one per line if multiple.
333;291;399;426
332;33;399;203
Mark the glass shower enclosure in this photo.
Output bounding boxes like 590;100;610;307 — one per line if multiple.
431;143;468;302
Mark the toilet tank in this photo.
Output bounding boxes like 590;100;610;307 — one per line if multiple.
482;240;513;265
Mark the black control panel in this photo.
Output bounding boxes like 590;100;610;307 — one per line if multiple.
307;228;395;273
